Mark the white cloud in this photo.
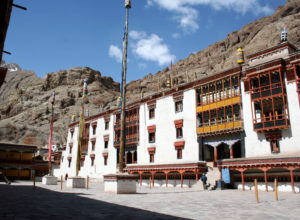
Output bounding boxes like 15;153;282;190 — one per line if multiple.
130;30;176;66
129;30;146;40
138;63;147;70
108;45;122;63
172;33;181;39
147;0;273;32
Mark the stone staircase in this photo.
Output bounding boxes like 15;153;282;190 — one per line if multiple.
192;166;220;190
192;179;205;190
206;167;221;190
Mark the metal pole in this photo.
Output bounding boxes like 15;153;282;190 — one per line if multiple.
119;5;130;173
48;92;55;176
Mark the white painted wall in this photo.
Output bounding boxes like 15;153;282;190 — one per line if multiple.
280;80;300;153
54;126;79;178
137;89;199;165
235;182;300;192
54;115;117;180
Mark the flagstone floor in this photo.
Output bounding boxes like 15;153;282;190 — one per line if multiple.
1;181;299;219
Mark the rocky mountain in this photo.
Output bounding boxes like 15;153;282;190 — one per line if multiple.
0;0;299;146
0;64;120;145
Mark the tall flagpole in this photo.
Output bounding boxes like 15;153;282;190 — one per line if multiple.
119;0;131;173
76;79;88;176
48;91;55;175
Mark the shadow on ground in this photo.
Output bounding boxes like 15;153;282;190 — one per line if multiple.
1;184;188;220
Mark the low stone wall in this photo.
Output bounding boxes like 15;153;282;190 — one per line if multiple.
234;182;300;192
140;179;197;188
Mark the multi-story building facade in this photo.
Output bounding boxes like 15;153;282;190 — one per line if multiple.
55;39;300;192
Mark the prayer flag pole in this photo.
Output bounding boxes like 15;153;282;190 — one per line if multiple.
119;0;131;173
48;91;55;175
76;79;88;176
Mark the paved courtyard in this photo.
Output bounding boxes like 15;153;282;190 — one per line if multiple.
1;180;300;219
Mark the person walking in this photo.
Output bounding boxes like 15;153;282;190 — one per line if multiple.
201;174;207;190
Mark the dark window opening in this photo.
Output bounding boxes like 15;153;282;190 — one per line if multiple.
80;158;84;167
175;100;183;112
260;74;270;87
210;110;217;125
92;125;97;135
251;77;259;89
177;149;182;159
104;141;108;149
197;113;203;127
233;104;241;121
296;65;300;78
218;107;225;124
149;132;155;143
271;140;280;153
203;111;209;126
149;154;154;163
105;121;109;130
176;127;183;138
149;108;155;119
196;88;202;106
271;71;280;84
225;106;233;122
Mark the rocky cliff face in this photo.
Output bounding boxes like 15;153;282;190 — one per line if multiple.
0;64;120;145
0;0;299;146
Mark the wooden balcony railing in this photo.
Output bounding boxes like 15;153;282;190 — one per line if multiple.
253;113;289;131
197;117;242;134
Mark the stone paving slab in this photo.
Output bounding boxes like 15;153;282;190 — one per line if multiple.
1;181;300;219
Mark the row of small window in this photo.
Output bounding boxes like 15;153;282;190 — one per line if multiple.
250;71;282;89
68;141;108;154
67;157;108;168
197;105;241;127
148;101;183;120
148;127;183;143
91;122;110;135
69;121;110;138
196;76;240;106
149;149;183;163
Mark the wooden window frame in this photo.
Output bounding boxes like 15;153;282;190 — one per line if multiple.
148;147;156;163
68;158;71;168
149;108;155;119
175;100;183;113
177;148;182;159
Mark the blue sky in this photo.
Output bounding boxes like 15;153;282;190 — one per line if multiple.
3;0;285;83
